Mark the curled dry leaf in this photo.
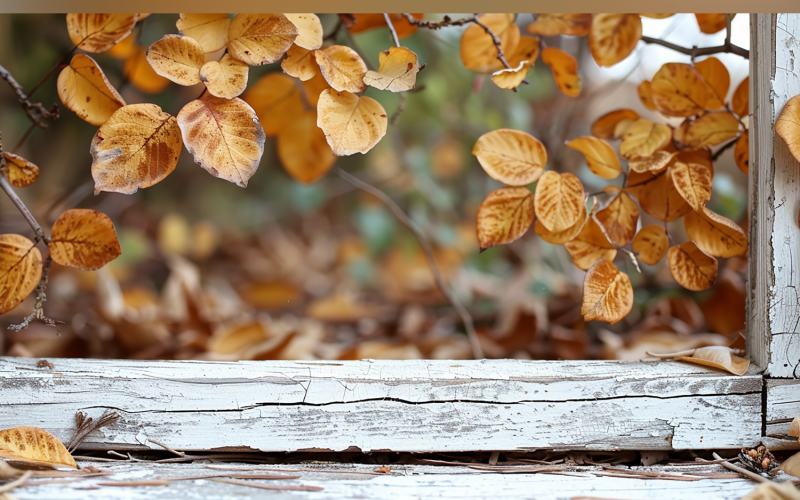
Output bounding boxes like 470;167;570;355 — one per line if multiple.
790;416;800;438
668;241;718;291
632;225;669;265
227;13;298;66
628;150;675;173
732;76;749;118
649;346;749;376
472;129;547;186
651;63;724;117
564;214;617;270
315;45;368;93
527;13;591;36
0;426;76;469
591;109;639;139
49;209;121;271
282;44;318;81
620;119;672;158
460;13;520;74
177;94;266;187
775;95;800;164
91;103;182;194
284;13;323;50
588;14;642;68
506;36;540;67
124;45;170;94
628;168;692;222
637;81;657;110
491;60;532;91
316;89;387;156
567;136;621;179
534;171;585;232
0;234;42;314
582;260;634;324
57;54;126;126
684;207;748;258
534;201;587;245
694;57;730;103
735;129;749;174
200;53;249;98
364;46;419;92
596;190;639;246
670;161;713;211
541;47;581;97
277;111;336;184
1;153;39;188
475;186;535;251
146;34;205;86
680;112;739;149
66;13;138;53
176;13;231;53
695;13;729;34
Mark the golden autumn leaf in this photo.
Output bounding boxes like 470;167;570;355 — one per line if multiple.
49;209;122;271
244;72;304;136
695;13;730;34
0;234;41;314
177;94;266;187
541;47;581;97
732;76;749;118
591;109;640;139
277;111;336;184
315;45;368;93
775;95;800;164
108;32;136;59
651;62;724;117
596;189;639;246
91;103;182;194
735;130;749;174
123;45;170;94
475;186;535;251
284;13;323;50
146;34;205;86
1;153;39;188
694;57;730;103
628;150;675;173
472;129;547;186
0;426;76;469
582;260;634;324
317;89;387;156
679;112;739;149
632;225;669;265
66;13;138;53
668;241;718;291
208;321;269;355
301;70;330;106
567;136;621;179
684;207;748;258
534;201;587;245
57;54;125;126
506;36;540;67
342;13;423;39
282;44;318;81
564;214;617;270
200;53;249;99
176;13;231;53
627;169;692;222
619;118;672;158
534;171;585;232
227;13;298;66
670;161;713;211
637;80;657;110
364;46;420;92
460;13;520;74
526;13;591;36
491;60;532;91
588;14;642;68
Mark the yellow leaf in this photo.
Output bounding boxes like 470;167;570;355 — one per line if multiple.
146;34;205;86
694;57;730;103
66;13;137;53
227;13;298;66
679;112;739;149
158;213;191;257
123;45;170;94
732;76;749;118
284;13;323;50
619;118;672;158
200;53;249;99
0;426;76;469
107;32;136;59
564;214;617;270
668;241;718;291
735;130;749;174
637;81;657;110
57;53;126;126
506;36;540;67
176;13;231;53
591;109;640;139
364;46;420;92
534;201;588;245
670;161;713;211
632;225;669;265
460;13;520;74
775;95;800;164
596;189;639;246
628;150;676;173
314;45;368;93
534;171;585;232
589;14;642;68
317;89;387;156
49;209;122;271
527;13;591;36
277;111;336;184
281;44;318;81
684;207;748;258
695;13;730;34
491;60;532;91
244;72;304;136
651;62;724;117
475;186;535;250
541;47;581;97
472;129;547;186
1;153;39;188
177;94;266;187
582;260;633;324
0;234;41;314
627;168;692;222
91;103;182;194
567;136;621;179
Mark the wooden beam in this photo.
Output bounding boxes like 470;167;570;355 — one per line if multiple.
0;357;762;452
765;378;800;449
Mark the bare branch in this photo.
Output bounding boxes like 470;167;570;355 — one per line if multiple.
0;64;59;128
383;13;401;47
401;13;477;30
390;94;407;125
640;35;749;59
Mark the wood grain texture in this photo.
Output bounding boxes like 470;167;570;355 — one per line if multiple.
0;357;762;452
766;378;800;449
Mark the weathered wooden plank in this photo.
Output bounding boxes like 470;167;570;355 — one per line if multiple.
0;357;762;452
748;13;800;378
766;378;800;449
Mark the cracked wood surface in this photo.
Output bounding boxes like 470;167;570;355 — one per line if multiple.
766;378;800;449
0;357;762;452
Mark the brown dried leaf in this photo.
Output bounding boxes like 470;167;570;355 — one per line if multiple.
591;109;640;139
564;215;617;270
589;14;642;68
684;207;748;258
476;186;535;251
651;62;724;117
278;111;336;184
670;161;713;211
2;153;39;188
735;130;749;174
541;47;581;97
780;452;800;479
596;190;639;246
176;13;231;53
632;225;669;265
472;129;547;186
146;34;205;86
200;53;249;99
0;426;76;469
317;89;387;156
315;45;368;93
628;150;676;173
675;346;749;375
527;13;591;36
732;77;749;118
534;201;588;245
208;321;269;355
681;112;739;149
695;13;729;34
364;46;419;92
637;81;657;110
66;13;137;53
694;57;730;103
790;416;800;438
567;136;621;179
630;169;692;222
57;54;126;126
49;209;121;271
668;241;718;291
0;234;41;314
775;95;800;164
460;14;520;74
582;260;634;324
227;13;298;66
620;119;672;158
342;14;422;40
534;171;585;232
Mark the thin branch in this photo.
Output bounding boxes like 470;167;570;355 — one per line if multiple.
390;94;407;125
0;470;33;493
640;35;749;59
709;453;770;484
335;167;484;359
8;255;63;332
712;135;740;161
0;64;59;128
383;14;401;48
0;144;47;243
472;18;511;69
401;13;477;30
